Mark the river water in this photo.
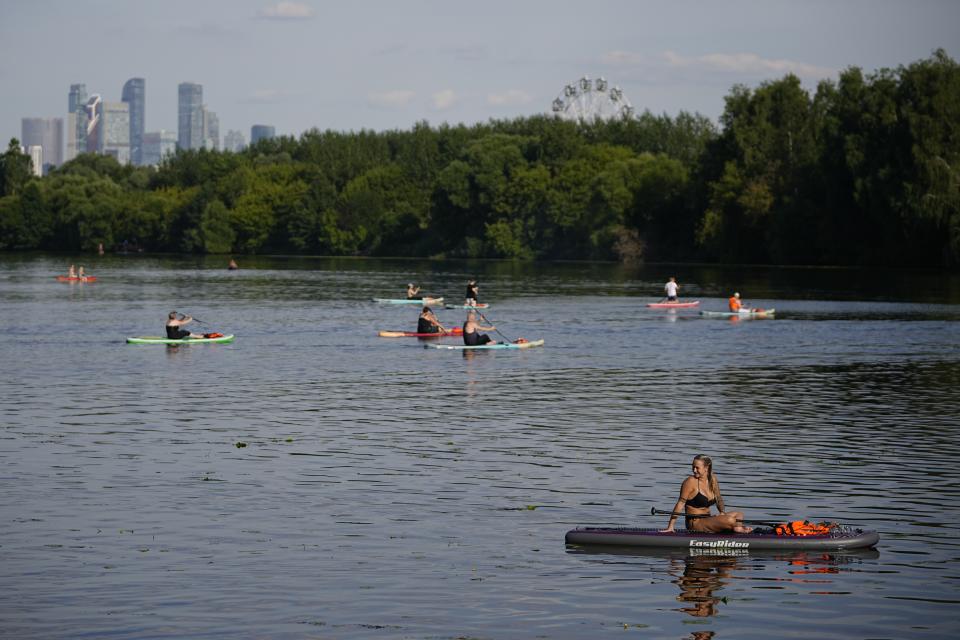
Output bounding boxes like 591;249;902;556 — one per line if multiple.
1;254;959;639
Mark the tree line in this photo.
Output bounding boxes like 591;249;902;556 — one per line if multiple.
1;50;957;267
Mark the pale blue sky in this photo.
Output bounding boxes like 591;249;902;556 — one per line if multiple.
1;0;957;146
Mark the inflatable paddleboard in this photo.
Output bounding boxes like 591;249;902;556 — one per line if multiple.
126;334;235;345
700;308;775;318
647;301;699;308
372;297;443;305
425;339;544;350
378;328;463;337
565;526;878;550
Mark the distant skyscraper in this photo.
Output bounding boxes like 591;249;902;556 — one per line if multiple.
178;82;203;150
27;146;43;177
21;117;64;172
142;130;177;165
121;78;145;165
66;83;87;162
250;125;276;144
84;97;129;164
84;95;102;154
202;108;219;150
99;102;130;164
224;129;245;152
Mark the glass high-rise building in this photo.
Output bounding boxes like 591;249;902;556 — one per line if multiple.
250;125;276;144
100;102;130;164
224;129;245;152
202;108;219;150
178;82;203;150
84;95;102;154
28;146;43;177
21;117;64;172
84;98;130;164
66;83;87;162
142;130;177;166
121;78;145;165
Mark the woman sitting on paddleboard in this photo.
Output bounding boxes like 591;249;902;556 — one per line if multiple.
417;307;446;334
406;283;422;300
661;455;752;534
463;311;496;346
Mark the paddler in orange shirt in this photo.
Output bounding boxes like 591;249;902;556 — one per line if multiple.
728;292;742;312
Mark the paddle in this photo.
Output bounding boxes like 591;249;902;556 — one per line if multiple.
473;308;515;344
650;507;782;527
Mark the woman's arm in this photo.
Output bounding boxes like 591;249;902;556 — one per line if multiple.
661;478;695;532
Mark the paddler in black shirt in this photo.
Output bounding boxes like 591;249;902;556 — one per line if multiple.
465;280;479;306
462;311;496;346
166;311;204;340
417;307;447;334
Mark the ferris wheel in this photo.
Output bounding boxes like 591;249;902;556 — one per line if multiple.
551;76;635;122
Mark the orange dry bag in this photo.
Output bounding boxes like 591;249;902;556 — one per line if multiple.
774;520;836;536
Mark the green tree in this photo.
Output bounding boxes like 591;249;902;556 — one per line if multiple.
0;139;33;197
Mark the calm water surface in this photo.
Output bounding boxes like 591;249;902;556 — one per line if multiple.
1;254;959;639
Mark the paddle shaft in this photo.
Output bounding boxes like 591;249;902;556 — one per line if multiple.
650;508;780;526
474;309;514;343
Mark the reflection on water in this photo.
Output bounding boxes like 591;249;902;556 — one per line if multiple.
568;546;885;638
674;553;737;620
1;254;959;639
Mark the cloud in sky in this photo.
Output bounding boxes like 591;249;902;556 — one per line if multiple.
603;50;835;81
431;90;457;110
486;90;534;107
257;2;314;20
368;90;416;109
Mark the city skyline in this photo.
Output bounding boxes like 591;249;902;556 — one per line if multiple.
2;1;958;150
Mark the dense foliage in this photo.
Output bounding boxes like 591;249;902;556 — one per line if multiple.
1;51;957;267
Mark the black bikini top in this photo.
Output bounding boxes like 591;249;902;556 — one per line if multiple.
686;491;716;508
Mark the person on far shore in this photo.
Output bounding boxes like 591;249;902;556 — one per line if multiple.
406;283;422;300
228;259;239;270
660;455;753;534
728;292;742;312
417;307;448;334
462;310;497;346
166;311;204;340
98;243;104;256
665;277;679;302
465;279;479;306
